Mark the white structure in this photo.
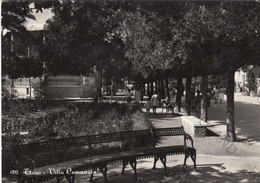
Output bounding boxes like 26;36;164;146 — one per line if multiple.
235;68;247;90
2;75;96;99
2;77;42;99
182;116;208;137
43;75;96;99
235;66;260;94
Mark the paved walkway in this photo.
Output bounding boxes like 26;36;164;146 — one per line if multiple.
208;93;260;146
96;97;260;183
78;106;260;183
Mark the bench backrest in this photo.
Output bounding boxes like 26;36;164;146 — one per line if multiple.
14;129;153;154
14;127;185;153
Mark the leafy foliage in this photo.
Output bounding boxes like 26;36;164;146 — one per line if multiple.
2;100;152;175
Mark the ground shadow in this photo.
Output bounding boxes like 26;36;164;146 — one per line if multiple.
91;164;259;183
4;163;259;183
148;113;181;119
208;101;260;143
206;129;220;137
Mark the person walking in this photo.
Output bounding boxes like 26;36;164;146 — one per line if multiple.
134;87;142;103
144;98;151;113
151;92;159;114
125;89;132;103
218;91;224;104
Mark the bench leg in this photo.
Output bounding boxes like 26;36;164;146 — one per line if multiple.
99;164;108;183
159;154;167;174
152;155;159;169
89;173;94;182
56;177;63;183
122;158;138;180
89;168;97;182
190;149;197;170
122;159;128;175
65;174;75;183
129;158;138;180
183;151;190;166
17;175;24;183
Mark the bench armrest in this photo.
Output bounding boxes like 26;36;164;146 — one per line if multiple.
184;133;194;148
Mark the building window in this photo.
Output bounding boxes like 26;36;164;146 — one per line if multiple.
26;88;29;95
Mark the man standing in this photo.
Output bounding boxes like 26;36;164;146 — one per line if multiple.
134;87;142;103
151;92;159;114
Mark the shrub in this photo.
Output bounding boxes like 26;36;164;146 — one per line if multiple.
2;101;152;176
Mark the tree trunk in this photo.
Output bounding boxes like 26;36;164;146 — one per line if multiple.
149;82;154;97
185;77;192;116
165;76;170;103
99;69;102;100
142;83;145;101
110;77;114;102
200;75;208;122
147;82;150;96
157;79;159;95
29;77;32;100
155;80;158;93
158;79;161;103
94;67;102;103
160;78;165;99
176;77;182;112
226;70;236;142
114;80;118;95
11;78;14;99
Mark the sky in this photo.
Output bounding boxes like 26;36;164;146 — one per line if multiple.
25;8;54;31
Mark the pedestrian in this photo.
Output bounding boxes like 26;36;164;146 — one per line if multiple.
125;89;132;103
195;90;201;110
207;92;211;107
144;98;151;113
219;92;224;104
151;92;159;114
214;90;219;104
170;88;176;105
134;87;142;103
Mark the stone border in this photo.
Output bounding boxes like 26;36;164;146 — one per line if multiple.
182;116;208;137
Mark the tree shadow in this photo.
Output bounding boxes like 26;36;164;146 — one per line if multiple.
148;113;181;119
206;129;220;137
208;101;260;143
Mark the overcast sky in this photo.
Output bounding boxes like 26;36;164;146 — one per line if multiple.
25;8;54;31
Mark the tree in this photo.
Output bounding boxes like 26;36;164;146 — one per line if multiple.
247;67;257;94
2;1;35;42
44;1;134;100
2;1;57;79
205;2;260;141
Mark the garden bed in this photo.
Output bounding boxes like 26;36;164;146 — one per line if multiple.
2;99;152;176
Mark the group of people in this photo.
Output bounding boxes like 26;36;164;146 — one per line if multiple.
213;90;224;104
144;93;159;114
126;87;175;114
125;87;142;104
126;88;159;114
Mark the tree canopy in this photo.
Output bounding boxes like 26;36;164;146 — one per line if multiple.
2;1;260;80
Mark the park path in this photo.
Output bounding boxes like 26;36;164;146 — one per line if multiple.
57;94;260;183
88;107;260;183
208;93;260;145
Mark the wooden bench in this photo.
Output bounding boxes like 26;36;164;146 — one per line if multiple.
12;127;196;183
